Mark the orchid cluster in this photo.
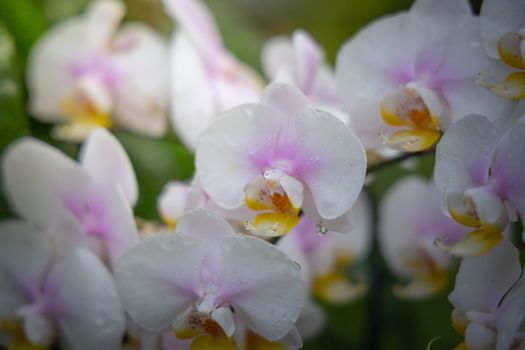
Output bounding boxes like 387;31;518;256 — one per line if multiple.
1;0;525;349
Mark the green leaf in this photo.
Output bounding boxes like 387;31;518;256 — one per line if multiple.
114;132;194;219
0;23;30;218
0;0;48;63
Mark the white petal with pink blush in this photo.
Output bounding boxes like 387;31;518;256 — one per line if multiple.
434;114;525;256
115;209;305;348
163;0;263;151
335;0;514;152
0;221;125;350
449;240;525;350
379;176;469;298
195;83;366;237
27;0;169;141
262;30;347;124
2;128;138;266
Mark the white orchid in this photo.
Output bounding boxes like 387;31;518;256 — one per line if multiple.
195;82;366;237
336;0;513;152
449;240;525;350
379;176;469;298
434;114;525;256
115;209;305;350
2;129;139;266
163;0;263;151
0;221;125;350
480;0;525;100
27;0;169;142
262;30;347;124
157;179;209;231
277;194;371;340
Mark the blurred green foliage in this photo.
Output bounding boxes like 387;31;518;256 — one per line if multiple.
0;0;478;349
0;24;29;219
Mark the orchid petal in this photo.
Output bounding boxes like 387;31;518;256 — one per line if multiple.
158;181;190;228
261;36;294;82
434;115;499;214
96;184;139;265
115;234;205;331
111;23;169;137
2;138;90;228
294;299;325;341
292;30;323;92
211;307;235;338
298;108;366;219
196;103;280;209
26;0;123;122
449;240;521;314
80;128;138;206
260;82;309;121
169;33;216;151
163;0;223;55
0;221;54;318
410;0;472;18
23;313;54;346
464;323;496;350
175;209;235;247
480;0;525;59
496;275;525;350
219;235;305;341
47;249;125;350
491;118;525;239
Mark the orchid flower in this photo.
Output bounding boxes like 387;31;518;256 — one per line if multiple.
262;30;347;124
2;128;139;266
157;179;209;230
276;194;370;341
335;0;514;152
163;0;263;151
379;177;469;298
0;221;125;350
115;209;305;350
434;113;525;256
449;240;525;350
279;194;371;303
480;0;525;100
27;0;168;142
195;82;366;237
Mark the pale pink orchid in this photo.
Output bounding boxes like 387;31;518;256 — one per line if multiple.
277;194;371;340
163;0;263;151
0;221;125;349
2;128;139;266
28;0;169;142
379;177;469;298
336;0;514;152
195;82;366;237
262;30;347;124
157;179;209;230
480;0;525;100
449;240;525;350
434;114;525;256
115;209;305;350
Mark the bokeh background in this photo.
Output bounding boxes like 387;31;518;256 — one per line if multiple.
0;0;488;349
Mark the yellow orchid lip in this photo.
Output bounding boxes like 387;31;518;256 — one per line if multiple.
244;174;302;237
313;253;368;303
61;97;112;128
435;226;503;257
486;72;525;101
395;249;449;299
497;32;525;70
173;312;237;350
0;320;49;350
380;86;442;152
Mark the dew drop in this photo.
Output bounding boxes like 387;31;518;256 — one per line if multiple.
316;222;328;235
